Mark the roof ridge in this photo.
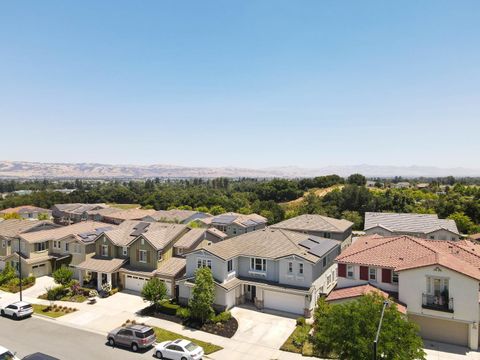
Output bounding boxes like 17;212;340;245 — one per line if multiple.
337;235;406;260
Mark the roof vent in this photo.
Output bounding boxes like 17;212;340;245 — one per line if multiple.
399;257;404;261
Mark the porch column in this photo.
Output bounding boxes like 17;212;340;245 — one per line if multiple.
97;272;102;290
78;271;83;287
106;273;112;286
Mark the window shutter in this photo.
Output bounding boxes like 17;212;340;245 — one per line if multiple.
360;266;369;281
147;250;150;263
136;249;140;262
382;268;392;283
338;263;346;277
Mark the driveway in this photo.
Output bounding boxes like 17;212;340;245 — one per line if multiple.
424;341;480;360
0;275;55;307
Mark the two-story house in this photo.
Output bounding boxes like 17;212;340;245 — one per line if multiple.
196;212;267;238
173;228;226;257
52;203;108;225
335;234;480;350
364;212;460;240
76;220;199;296
271;214;354;249
0;206;52;220
11;221;114;278
0;219;59;272
142;209;212;224
178;228;341;316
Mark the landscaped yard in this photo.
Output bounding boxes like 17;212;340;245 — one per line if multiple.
153;326;223;355
280;323;314;356
32;304;77;318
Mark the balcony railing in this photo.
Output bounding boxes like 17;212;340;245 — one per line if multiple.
422;293;454;313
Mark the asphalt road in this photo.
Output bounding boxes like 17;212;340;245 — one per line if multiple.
0;315;157;360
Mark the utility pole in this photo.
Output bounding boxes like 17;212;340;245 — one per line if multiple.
18;238;23;302
373;300;389;360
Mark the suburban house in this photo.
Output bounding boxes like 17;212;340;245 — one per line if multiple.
52;203;108;225
196;212;268;238
335;234;480;349
173;228;227;257
178;228;341;316
0;219;59;272
88;207;156;225
142;209;211;224
0;206;52;220
75;220;205;296
271;214;354;249
364;212;460;240
8;221;114;278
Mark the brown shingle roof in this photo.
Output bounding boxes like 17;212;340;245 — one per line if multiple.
76;256;127;273
0;219;56;238
272;214;353;233
146;210;208;223
156;257;186;277
174;228;207;249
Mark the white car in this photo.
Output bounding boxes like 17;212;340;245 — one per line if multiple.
154;339;204;360
0;345;21;360
0;301;33;319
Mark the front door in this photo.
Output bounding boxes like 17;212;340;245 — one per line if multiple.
245;285;256;302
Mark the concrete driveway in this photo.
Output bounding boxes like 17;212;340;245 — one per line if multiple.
0;275;55;307
424;341;480;360
230;306;296;349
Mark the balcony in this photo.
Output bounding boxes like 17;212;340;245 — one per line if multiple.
422;293;454;313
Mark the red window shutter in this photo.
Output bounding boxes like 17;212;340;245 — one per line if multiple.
382;268;392;283
338;263;346;277
360;266;369;281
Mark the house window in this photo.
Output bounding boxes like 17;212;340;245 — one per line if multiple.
299;263;304;275
347;265;354;278
139;250;147;263
197;258;212;269
65;243;69;252
233;228;237;235
101;245;109;257
323;232;331;239
2;240;5;248
122;247;128;256
288;262;293;273
157;250;163;261
327;274;332;285
369;268;376;281
141;238;145;245
250;257;267;272
430;235;435;240
227;259;233;272
34;242;47;252
322;257;327;267
392;272;399;284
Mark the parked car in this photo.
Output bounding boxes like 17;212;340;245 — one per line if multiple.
0;301;33;319
22;353;60;360
0;345;21;360
107;324;156;352
154;339;204;360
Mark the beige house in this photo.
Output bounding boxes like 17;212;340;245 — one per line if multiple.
364;212;460;240
336;234;480;349
0;206;52;220
196;212;267;238
88;207;156;225
142;209;212;224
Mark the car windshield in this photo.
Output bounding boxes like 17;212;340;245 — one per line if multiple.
0;351;16;360
21;305;32;310
135;329;154;338
185;342;199;351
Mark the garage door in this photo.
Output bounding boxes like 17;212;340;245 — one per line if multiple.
409;314;469;347
32;263;48;277
263;290;305;315
125;275;149;292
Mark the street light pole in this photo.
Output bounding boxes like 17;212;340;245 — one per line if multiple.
373;300;389;360
18;238;23;302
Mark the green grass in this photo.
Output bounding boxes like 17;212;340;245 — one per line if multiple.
107;203;141;210
153;326;222;355
280;324;312;354
32;304;75;318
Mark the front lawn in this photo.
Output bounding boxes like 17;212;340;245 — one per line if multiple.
32;304;77;318
280;323;314;356
153;326;223;355
0;276;36;293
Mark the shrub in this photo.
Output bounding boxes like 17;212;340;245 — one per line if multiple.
292;325;310;347
53;266;73;286
0;264;16;286
47;286;68;301
141;278;168;310
89;290;98;298
296;317;306;326
176;307;191;320
211;311;232;324
159;301;180;315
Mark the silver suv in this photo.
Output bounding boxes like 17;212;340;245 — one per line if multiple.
107;324;156;352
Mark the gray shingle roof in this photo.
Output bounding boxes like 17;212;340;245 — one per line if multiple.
364;212;459;235
0;219;57;239
271;214;353;233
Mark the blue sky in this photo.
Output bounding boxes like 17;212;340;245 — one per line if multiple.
1;1;479;169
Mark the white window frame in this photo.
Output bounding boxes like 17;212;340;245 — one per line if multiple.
369;267;376;281
298;263;304;275
392;271;399;284
196;258;212;269
139;250;147;263
122;247;128;256
347;265;354;279
288;262;293;273
250;257;267;272
101;244;109;257
227;259;233;272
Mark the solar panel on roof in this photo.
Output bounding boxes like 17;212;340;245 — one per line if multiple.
242;219;258;227
214;215;236;225
95;226;113;234
134;222;150;230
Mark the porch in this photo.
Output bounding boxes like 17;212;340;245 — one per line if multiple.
75;256;127;291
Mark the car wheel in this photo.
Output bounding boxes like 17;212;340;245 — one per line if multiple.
156;351;163;359
13;313;18;320
108;337;115;347
0;310;4;316
181;357;187;360
131;343;139;352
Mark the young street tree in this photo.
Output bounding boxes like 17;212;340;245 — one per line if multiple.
189;267;215;324
141;278;168;310
52;265;74;287
312;294;426;360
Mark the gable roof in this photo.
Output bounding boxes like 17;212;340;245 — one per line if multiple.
0;219;57;238
174;228;208;249
271;214;353;233
364;212;459;235
20;221;115;244
102;208;155;221
336;235;480;281
206;212;267;228
146;209;209;223
192;228;340;263
53;203;107;215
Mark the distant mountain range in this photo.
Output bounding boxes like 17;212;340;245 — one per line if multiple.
1;161;479;179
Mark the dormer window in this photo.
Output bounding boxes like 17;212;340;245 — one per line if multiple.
101;245;109;257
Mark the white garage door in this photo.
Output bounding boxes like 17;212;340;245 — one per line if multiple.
125;275;149;292
32;263;48;277
263;290;305;315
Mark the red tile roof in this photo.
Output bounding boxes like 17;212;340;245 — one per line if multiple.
337;235;480;281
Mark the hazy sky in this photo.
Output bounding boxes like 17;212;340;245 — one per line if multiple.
1;1;479;169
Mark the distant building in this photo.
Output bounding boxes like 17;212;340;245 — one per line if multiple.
88;208;156;225
142;209;211;224
196;212;267;238
0;206;52;220
392;182;410;189
52;203;108;225
364;212;460;240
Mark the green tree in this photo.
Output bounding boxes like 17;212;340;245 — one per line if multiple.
141;278;168;310
448;212;480;234
312;295;425;360
341;210;363;230
347;173;367;186
52;265;74;286
1;212;21;219
189;267;215;324
209;205;226;215
37;213;50;220
0;263;16;286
